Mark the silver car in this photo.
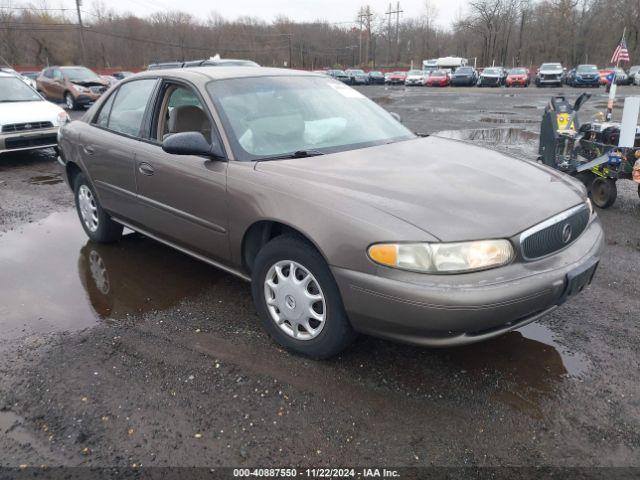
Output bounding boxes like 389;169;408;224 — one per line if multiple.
57;67;604;358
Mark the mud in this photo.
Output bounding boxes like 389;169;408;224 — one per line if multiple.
0;89;639;468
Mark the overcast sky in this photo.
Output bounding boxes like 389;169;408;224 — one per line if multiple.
65;0;467;29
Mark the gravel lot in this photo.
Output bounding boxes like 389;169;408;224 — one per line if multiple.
0;86;639;471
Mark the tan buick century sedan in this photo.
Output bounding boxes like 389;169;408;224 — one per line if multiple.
58;67;604;358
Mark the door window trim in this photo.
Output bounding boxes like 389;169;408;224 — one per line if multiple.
145;77;228;160
89;77;160;141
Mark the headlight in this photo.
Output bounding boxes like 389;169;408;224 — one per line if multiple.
367;240;514;274
74;85;89;93
586;198;594;216
56;111;70;126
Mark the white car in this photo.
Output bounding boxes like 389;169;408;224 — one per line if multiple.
0;72;68;155
630;66;640;85
0;67;36;89
404;69;427;86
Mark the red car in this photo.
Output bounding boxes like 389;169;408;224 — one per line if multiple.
385;71;407;85
425;70;450;87
599;69;613;85
505;67;530;87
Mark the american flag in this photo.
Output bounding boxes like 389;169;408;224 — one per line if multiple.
611;37;630;63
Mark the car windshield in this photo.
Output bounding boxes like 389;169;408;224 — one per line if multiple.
369;71;382;76
62;67;101;82
456;67;473;74
577;65;598;73
350;69;365;74
432;70;447;76
208;76;415;161
0;76;41;102
509;68;527;75
408;70;423;75
334;70;346;76
541;63;561;70
484;68;501;75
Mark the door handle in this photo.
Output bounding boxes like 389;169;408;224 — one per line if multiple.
138;162;154;176
83;145;95;155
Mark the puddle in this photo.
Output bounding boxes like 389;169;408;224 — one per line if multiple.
480;117;538;124
28;174;63;185
0;210;227;339
371;95;392;105
435;127;539;145
444;322;589;415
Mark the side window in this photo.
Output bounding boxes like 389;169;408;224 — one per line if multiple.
94;93;116;128
156;85;212;142
107;79;157;137
43;69;53;79
52;69;63;80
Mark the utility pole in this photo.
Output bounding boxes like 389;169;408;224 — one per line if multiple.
358;7;374;67
75;0;87;65
287;34;293;68
385;2;402;66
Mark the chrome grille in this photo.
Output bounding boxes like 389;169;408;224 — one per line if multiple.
2;121;53;133
89;86;107;94
520;204;590;260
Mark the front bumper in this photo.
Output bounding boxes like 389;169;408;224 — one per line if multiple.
332;217;604;347
506;78;528;86
0;127;59;154
405;79;424;86
538;76;562;84
574;77;599;86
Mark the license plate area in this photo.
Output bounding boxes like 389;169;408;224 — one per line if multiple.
558;258;599;305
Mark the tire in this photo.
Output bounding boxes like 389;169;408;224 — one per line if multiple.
65;92;77;111
637;184;640;200
590;177;617;209
251;235;356;359
74;173;123;243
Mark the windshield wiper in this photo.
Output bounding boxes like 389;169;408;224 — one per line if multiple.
258;149;325;161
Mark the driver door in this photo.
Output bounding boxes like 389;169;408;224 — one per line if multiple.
133;81;230;263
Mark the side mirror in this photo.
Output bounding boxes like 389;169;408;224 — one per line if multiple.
162;131;225;159
390;112;402;123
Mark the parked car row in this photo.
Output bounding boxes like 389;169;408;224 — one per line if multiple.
321;62;640;88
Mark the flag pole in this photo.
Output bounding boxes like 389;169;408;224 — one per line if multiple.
606;27;626;121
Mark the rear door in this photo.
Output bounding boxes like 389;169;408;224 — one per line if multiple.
82;78;159;223
133;80;230;263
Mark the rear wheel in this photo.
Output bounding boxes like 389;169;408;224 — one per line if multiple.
74;173;123;243
252;235;356;359
590;177;617;209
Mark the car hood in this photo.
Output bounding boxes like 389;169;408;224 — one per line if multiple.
539;69;563;74
481;73;501;78
0;100;63;127
255;136;585;241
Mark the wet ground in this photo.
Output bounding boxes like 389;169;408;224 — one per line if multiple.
0;87;639;469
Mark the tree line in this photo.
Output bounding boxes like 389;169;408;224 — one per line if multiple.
0;0;638;71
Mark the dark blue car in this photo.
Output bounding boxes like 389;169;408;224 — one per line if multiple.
571;64;600;88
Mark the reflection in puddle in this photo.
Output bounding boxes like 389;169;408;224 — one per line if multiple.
0;210;226;339
435;127;539;145
28;174;63;185
480;117;538;125
445;322;589;414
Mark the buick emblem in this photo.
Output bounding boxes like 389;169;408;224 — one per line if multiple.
24;123;32;129
561;223;572;244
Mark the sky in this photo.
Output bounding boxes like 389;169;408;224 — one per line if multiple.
61;0;467;29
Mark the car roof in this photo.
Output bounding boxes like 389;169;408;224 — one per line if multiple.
0;71;15;78
134;66;321;82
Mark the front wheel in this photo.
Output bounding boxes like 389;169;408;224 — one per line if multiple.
590;177;617;209
65;92;77;110
74;173;123;243
252;235;356;359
